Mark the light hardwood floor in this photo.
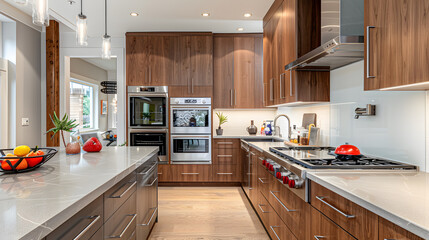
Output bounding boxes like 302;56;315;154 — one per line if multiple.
149;187;270;240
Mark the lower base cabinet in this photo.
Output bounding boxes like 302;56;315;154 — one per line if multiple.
104;192;137;239
310;207;355;240
379;217;424;240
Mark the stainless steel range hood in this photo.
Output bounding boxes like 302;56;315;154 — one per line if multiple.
285;0;364;71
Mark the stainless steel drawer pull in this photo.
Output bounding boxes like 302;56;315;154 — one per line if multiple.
258;204;270;213
314;236;326;240
110;181;137;199
181;173;200;175
217;142;233;145
145;177;158;187
258;178;268;184
270;191;296;212
73;215;101;240
109;214;137;238
138;164;157;175
217;155;233;158
258;157;265;161
140;208;158;226
316;196;355;218
217;173;233;175
158;173;163;175
250;152;256;156
270;226;281;240
366;26;376;79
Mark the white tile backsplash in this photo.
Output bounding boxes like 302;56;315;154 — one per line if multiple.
213;109;276;135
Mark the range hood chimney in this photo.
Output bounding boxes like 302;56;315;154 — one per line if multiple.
285;0;364;71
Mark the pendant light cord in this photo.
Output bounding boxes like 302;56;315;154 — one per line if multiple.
104;0;108;36
80;0;83;15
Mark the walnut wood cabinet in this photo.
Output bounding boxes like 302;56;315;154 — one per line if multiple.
213;34;264;109
212;138;241;182
126;33;213;97
263;0;330;106
379;217;424;240
364;0;429;91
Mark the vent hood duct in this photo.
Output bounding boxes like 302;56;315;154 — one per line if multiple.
285;0;364;71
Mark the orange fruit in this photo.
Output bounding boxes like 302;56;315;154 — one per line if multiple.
1;155;28;171
25;150;44;168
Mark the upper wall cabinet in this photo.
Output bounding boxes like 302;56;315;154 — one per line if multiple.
126;33;213;97
213;34;264;109
364;0;429;91
263;0;330;106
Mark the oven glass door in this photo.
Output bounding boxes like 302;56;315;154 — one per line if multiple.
171;136;211;163
130;132;167;162
171;108;211;134
130;96;167;127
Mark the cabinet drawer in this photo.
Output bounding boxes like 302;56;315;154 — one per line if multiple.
268;207;297;240
269;177;309;240
214;139;240;149
173;165;212;182
379;217;424;240
310;207;355;240
213;148;238;164
158;164;172;182
89;225;103;240
310;182;378;240
257;164;272;199
255;191;271;226
104;172;137;222
46;196;103;240
104;191;137;240
212;164;240;182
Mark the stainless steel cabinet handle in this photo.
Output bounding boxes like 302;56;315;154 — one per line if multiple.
73;215;101;240
217;155;233;158
109;214;137;238
230;89;233;107
158;173;163;175
280;73;286;99
110;181;137;199
316;196;355;218
258;204;270;213
191;78;194;93
149;67;152;83
234;89;237;106
314;236;326;240
258;178;267;184
140;208;158;226
289;70;293;97
366;26;376;79
270;191;296;212
217;173;233;175
270;226;281;240
138;163;157;175
145;177;158;187
181;173;200;175
250;152;256;156
217;142;233;145
270;78;274;101
258;157;265;161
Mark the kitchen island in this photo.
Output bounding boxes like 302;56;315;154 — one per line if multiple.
0;146;158;240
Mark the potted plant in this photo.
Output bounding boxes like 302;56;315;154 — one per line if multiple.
46;112;80;154
216;112;228;136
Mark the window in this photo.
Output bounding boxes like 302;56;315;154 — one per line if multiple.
70;80;96;130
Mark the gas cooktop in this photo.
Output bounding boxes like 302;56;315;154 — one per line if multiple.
269;147;417;170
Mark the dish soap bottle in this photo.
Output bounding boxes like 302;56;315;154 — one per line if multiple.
265;121;273;136
261;121;266;135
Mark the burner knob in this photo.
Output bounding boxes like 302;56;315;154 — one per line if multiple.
289;180;296;188
262;160;266;166
283;176;290;184
269;165;274;171
276;172;281;179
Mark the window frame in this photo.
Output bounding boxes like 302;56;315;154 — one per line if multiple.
69;78;99;131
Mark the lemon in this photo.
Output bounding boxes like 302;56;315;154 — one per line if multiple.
14;145;31;157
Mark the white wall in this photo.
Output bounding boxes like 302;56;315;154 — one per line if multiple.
213;109;276;135
330;61;426;170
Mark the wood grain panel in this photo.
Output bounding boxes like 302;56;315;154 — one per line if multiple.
190;35;213;87
158;164;172;183
378;217;424;240
268;207;297;240
126;35;149;86
173;36;191;86
104;192;137;240
295;71;330;102
213;36;234;109
214;139;240;149
253;36;264;109
172;165;212;182
213;148;238;165
297;0;321;57
45;20;60;147
311;182;378;240
212;164;241;182
263;21;274;107
271;4;283;105
234;37;256;108
310;207;356;240
104;172;137;222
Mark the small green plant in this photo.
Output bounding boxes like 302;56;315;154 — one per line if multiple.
46;112;79;147
216;112;228;129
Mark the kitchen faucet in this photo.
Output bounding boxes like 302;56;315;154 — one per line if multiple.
273;114;291;140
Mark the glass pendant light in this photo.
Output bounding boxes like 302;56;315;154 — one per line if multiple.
102;0;111;59
32;0;50;27
76;0;88;46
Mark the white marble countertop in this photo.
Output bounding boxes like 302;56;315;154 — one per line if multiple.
307;171;429;239
0;146;158;240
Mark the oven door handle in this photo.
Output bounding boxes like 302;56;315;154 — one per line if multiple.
171;135;211;139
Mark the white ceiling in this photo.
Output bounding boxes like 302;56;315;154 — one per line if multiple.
81;58;117;71
5;0;274;36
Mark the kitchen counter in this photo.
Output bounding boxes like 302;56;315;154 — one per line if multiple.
307;171;429;239
213;134;284;141
0;146;158;240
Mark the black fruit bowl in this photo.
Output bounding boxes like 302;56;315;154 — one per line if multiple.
0;148;58;174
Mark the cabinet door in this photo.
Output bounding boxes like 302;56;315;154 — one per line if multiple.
234;37;256;108
283;0;297;103
172;165;212;182
190;35;213;87
126;35;150;86
271;3;284;105
310;207;355;240
379;217;424;240
148;36;175;86
213;36;234;109
365;0;429;90
263;20;275;106
173;36;191;87
212;164;241;182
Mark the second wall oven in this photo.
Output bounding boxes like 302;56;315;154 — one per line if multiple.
171;135;211;164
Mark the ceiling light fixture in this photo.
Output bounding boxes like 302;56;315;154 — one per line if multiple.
202;13;210;17
130;12;139;17
76;0;88;46
32;0;49;26
244;13;252;18
102;0;111;59
237;27;244;31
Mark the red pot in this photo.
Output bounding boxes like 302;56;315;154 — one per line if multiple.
335;143;361;156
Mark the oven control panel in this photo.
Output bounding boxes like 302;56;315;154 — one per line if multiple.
171;98;212;105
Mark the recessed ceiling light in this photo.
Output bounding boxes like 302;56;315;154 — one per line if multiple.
202;13;210;17
130;12;139;17
244;13;252;18
237;27;244;31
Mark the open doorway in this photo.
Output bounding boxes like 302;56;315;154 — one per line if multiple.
68;57;118;146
